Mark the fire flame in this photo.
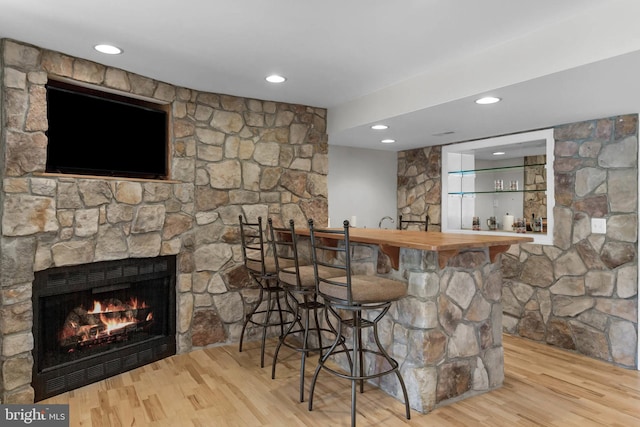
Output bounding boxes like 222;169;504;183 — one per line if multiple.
99;313;136;334
88;298;147;314
60;297;153;348
86;298;146;336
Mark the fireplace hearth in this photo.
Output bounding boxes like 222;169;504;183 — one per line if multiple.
32;256;176;401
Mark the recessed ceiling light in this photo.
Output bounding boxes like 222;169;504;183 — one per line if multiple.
475;96;501;105
266;74;286;83
493;151;506;156
381;139;395;144
371;124;389;130
94;44;123;55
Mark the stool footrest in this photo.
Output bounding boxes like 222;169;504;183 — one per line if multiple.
320;348;400;381
245;308;295;328
341;317;374;329
297;300;324;310
279;327;344;354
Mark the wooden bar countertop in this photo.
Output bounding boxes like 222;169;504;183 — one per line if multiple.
295;228;533;269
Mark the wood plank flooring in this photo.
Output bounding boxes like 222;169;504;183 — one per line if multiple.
40;334;640;426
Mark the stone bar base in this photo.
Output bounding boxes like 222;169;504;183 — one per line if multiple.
333;243;505;414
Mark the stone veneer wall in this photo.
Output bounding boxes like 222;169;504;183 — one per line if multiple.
0;39;329;403
502;115;637;368
398;115;638;369
397;146;441;231
523;155;546;222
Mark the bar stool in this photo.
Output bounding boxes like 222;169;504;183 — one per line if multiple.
307;219;411;426
238;215;294;368
398;214;429;231
268;218;346;402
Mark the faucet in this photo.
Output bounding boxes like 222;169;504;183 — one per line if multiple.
378;216;395;228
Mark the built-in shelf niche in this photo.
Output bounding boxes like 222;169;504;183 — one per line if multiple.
441;129;555;245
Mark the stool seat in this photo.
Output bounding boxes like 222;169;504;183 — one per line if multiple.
398;214;429;231
279;264;344;289
319;275;407;304
246;257;295;274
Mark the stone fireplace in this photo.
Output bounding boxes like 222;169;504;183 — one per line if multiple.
0;39;329;403
32;256;176;401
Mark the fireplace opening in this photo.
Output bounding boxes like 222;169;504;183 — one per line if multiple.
32;256;176;401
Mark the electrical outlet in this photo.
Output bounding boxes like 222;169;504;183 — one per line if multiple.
591;218;606;234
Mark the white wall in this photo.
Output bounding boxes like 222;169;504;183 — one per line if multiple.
327;146;397;229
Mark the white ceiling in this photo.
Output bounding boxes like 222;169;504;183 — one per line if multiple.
2;0;640;152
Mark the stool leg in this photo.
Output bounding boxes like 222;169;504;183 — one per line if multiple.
324;305;353;368
299;296;311;402
351;312;360;427
239;280;264;353
272;291;299;379
357;311;364;394
275;284;286;338
312;297;323;357
260;285;276;368
308;309;343;412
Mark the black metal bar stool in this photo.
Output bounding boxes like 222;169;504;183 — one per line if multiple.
398;214;429;231
268;218;347;402
307;219;411;427
238;215;294;368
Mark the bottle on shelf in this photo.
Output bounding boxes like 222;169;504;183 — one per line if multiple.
528;213;535;232
472;216;480;230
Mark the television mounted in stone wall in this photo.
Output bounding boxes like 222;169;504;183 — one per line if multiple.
45;78;170;180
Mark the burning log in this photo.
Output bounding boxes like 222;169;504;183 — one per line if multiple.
58;297;153;350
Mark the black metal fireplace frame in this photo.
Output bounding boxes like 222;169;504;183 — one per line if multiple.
32;256;177;401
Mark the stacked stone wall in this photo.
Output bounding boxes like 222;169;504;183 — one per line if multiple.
523;155;546;222
502;115;638;368
397;115;638;369
0;39;329;403
397;146;441;231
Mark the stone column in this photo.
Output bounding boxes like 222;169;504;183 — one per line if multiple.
314;241;504;414
380;247;504;413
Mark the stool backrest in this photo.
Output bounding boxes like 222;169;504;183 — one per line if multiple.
308;219;352;305
239;215;268;276
268;218;303;289
398;214;429;231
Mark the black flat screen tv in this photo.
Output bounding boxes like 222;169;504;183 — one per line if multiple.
45;79;169;180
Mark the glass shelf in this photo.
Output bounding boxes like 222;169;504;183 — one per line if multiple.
448;163;546;176
459;228;546;234
448;189;547;195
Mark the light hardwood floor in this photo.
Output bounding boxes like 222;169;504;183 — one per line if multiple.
41;334;640;426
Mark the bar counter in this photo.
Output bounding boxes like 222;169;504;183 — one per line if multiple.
295;227;531;269
295;227;532;414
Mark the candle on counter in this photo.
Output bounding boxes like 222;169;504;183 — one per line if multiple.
502;214;514;231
